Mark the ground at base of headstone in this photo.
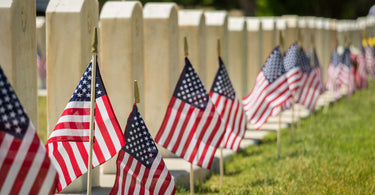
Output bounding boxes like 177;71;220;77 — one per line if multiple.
176;85;375;194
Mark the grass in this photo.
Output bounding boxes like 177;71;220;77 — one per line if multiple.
177;85;375;194
37;96;47;143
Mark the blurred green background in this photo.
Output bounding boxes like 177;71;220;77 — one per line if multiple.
98;0;374;19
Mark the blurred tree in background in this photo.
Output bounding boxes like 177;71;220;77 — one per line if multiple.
98;0;374;19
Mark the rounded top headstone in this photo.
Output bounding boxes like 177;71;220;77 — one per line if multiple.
315;18;324;29
100;1;142;19
36;16;45;28
283;15;298;28
323;19;331;30
46;0;85;12
205;11;227;26
276;18;287;30
246;17;261;31
143;3;178;19
178;10;204;26
260;17;275;30
307;17;316;29
298;18;307;28
228;17;246;31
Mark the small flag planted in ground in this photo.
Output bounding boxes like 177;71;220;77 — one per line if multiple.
46;61;125;192
155;57;225;169
326;50;342;98
310;48;325;94
242;47;292;129
209;57;246;152
0;66;58;194
355;47;368;89
110;104;176;195
295;48;321;110
284;42;302;92
337;48;356;96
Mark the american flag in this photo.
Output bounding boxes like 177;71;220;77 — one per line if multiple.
110;104;176;195
295;49;321;110
209;57;246;152
337;48;356;96
284;42;302;92
310;48;325;94
242;47;292;129
365;46;375;79
155;57;225;169
326;50;342;98
0;66;57;194
355;47;368;89
46;61;125;192
274;42;301;114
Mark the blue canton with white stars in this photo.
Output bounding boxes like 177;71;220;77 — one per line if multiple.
173;58;209;110
210;57;236;101
331;50;340;67
0;66;29;139
69;61;106;102
283;42;299;72
341;48;351;67
124;105;158;169
298;49;312;74
262;47;286;84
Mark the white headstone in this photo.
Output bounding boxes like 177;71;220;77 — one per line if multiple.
260;17;276;63
245;17;262;92
99;1;144;175
143;3;179;157
46;0;99;192
178;10;206;84
204;11;228;87
0;0;38;130
228;17;247;98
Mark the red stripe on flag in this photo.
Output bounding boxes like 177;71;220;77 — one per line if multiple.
0;136;21;188
163;102;185;148
171;103;195;154
155;97;177;142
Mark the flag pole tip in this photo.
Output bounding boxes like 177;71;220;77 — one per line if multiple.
184;37;189;57
91;27;98;53
134;80;140;104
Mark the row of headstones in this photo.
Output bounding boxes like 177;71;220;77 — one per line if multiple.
1;0;375;191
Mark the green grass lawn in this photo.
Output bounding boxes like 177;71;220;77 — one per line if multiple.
177;86;375;194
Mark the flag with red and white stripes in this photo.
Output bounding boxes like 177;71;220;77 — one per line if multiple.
356;47;368;89
209;57;246;152
295;49;321;110
272;42;301;115
155;57;225;169
110;104;175;195
326;50;342;98
0;66;58;194
310;48;325;94
337;48;356;96
242;47;292;129
46;61;125;192
284;42;303;93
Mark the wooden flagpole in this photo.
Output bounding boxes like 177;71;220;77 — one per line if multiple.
134;80;140;106
87;27;97;195
217;38;224;187
184;36;195;195
278;31;284;158
296;29;304;130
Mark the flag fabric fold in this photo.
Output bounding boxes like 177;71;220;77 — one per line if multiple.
209;57;246;152
242;47;292;129
295;48;321;110
155;57;226;169
110;104;176;195
0;66;58;194
337;48;356;96
46;61;125;192
326;50;342;98
310;48;325;94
